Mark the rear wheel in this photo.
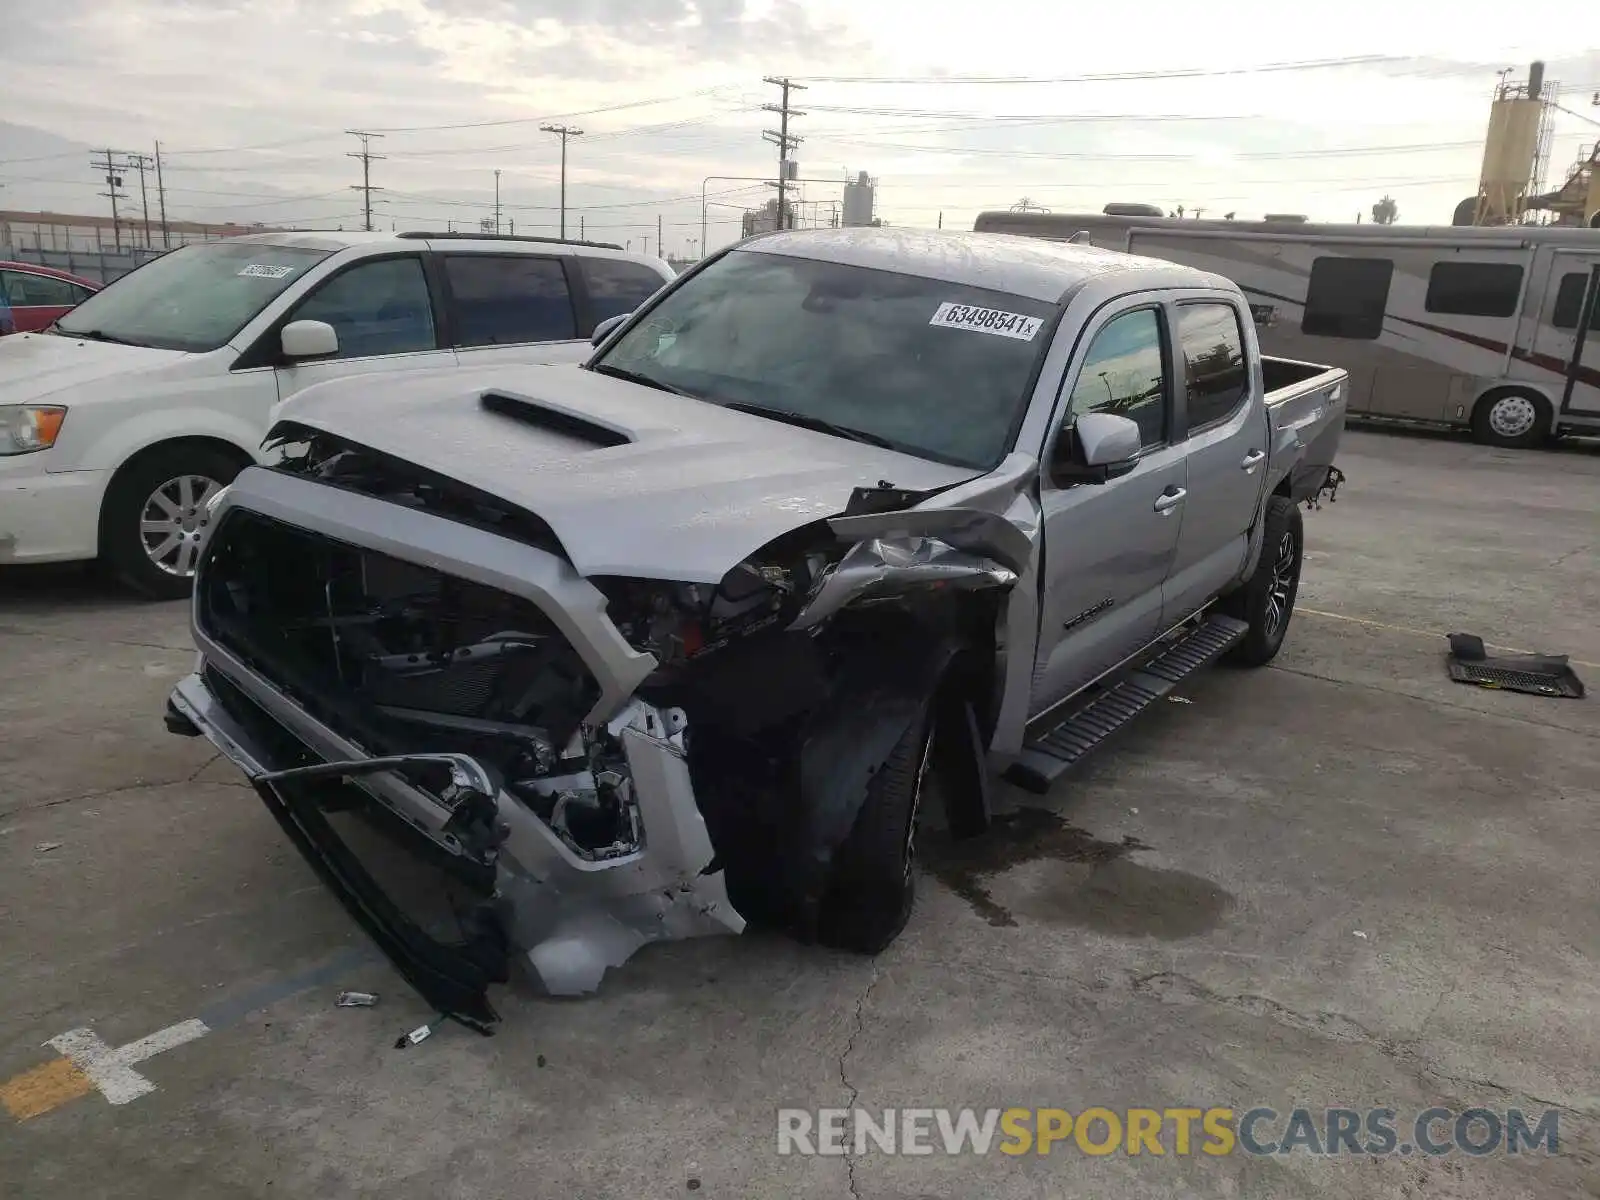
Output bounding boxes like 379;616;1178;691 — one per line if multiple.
816;711;935;954
1471;389;1551;449
102;444;245;600
1221;494;1303;668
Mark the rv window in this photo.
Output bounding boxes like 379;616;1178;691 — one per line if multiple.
1176;302;1248;430
1302;256;1393;340
1425;261;1523;318
1552;272;1600;331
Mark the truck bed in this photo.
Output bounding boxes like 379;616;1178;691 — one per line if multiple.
1262;355;1348;503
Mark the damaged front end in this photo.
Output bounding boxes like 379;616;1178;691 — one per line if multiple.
167;430;1037;1027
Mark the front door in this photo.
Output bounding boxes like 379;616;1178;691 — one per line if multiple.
1162;298;1270;625
1531;253;1600;418
273;254;456;407
1032;304;1186;718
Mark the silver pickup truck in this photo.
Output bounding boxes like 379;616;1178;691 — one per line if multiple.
165;228;1347;1030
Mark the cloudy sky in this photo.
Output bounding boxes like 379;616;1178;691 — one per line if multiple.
3;0;1597;256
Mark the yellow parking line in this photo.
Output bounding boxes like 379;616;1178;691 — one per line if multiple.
0;1057;94;1121
1297;607;1600;670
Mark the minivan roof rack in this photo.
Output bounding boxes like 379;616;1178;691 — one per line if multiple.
394;232;625;251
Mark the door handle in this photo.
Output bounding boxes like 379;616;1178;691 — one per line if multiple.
1153;487;1187;514
1240;449;1266;472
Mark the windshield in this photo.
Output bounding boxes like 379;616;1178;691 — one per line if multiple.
55;241;331;352
593;249;1057;469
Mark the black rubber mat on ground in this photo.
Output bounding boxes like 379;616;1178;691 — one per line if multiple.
1445;633;1586;699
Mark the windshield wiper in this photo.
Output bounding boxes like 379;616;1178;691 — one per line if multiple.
56;328;142;347
719;401;898;450
590;363;696;398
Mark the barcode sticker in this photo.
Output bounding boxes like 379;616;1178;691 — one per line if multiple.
929;302;1043;341
238;264;297;279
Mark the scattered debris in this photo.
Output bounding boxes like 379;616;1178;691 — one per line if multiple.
336;991;379;1008
687;1180;702;1191
536;1054;547;1068
1353;930;1369;940
1168;696;1193;705
34;842;62;853
395;1023;433;1049
1445;633;1585;699
1129;807;1140;815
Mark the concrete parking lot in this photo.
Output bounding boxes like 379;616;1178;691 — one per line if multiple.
2;429;1597;1199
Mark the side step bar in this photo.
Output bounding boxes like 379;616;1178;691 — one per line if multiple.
1004;615;1249;794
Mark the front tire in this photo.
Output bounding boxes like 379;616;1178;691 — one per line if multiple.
1471;389;1551;449
101;444;244;600
816;711;935;954
1221;494;1303;667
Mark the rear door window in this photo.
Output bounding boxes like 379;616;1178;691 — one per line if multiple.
289;256;438;359
582;258;668;325
1302;256;1393;339
444;255;577;345
1175;302;1249;430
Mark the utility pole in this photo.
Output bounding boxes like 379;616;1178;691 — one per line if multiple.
93;150;128;251
153;141;170;248
762;76;806;230
124;153;155;248
346;130;385;232
658;213;663;257
493;169;502;235
509;217;515;236
579;214;585;240
540;124;584;239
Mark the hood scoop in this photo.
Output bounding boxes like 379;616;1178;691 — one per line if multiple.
480;388;633;449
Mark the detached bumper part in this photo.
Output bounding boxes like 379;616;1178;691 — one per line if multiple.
168;668;742;1023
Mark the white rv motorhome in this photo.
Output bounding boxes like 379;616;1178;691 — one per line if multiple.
974;209;1600;448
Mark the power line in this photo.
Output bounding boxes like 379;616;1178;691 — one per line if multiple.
346;130;385;232
763;76;806;230
540;124;584;239
790;54;1421;85
371;88;732;133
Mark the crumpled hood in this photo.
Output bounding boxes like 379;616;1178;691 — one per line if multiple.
0;331;189;402
273;363;979;582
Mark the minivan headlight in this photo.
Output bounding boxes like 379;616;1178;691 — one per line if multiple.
0;406;68;455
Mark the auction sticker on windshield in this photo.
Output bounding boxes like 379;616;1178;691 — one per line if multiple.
238;264;298;279
929;302;1043;341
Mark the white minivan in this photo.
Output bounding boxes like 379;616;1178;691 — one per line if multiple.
0;231;674;596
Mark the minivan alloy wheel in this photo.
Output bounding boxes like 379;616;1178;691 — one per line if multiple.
140;474;223;577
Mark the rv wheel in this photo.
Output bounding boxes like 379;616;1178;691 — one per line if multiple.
1471;390;1551;450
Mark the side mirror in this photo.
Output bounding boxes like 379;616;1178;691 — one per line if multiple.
591;313;629;346
280;319;339;360
1051;412;1141;484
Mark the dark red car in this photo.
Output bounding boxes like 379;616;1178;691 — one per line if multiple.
0;261;101;334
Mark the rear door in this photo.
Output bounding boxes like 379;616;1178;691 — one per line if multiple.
1162;296;1269;626
271;252;456;407
439;253;591;368
1031;301;1187;717
1531;252;1600;420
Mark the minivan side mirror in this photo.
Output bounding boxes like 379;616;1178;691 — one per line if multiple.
1050;411;1142;484
590;313;629;346
280;319;339;360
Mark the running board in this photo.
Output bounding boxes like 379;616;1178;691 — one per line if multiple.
1005;615;1249;794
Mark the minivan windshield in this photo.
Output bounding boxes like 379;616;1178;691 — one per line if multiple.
55;242;331;352
592;249;1057;469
